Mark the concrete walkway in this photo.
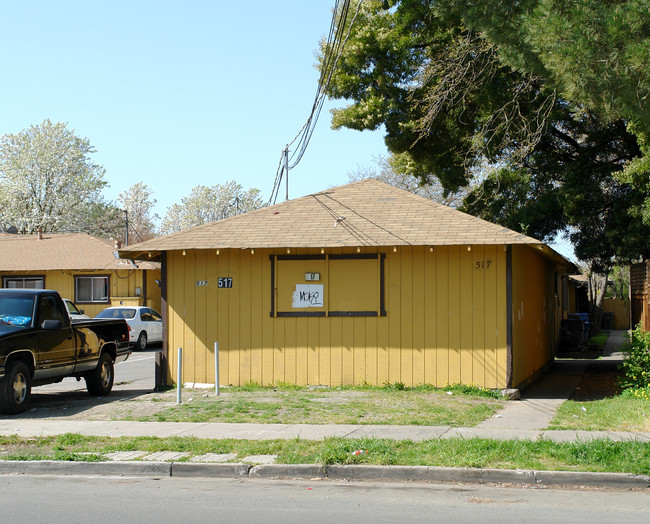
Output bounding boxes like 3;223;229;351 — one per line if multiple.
476;329;628;431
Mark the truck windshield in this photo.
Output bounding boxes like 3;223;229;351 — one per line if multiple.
0;296;35;327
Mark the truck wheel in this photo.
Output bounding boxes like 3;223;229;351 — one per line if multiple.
0;361;32;414
85;352;114;396
136;331;147;350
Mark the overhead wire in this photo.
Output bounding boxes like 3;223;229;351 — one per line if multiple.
269;0;364;205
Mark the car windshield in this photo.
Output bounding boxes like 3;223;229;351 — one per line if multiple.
95;308;136;320
0;295;35;327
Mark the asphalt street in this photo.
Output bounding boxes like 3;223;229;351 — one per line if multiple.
1;475;648;524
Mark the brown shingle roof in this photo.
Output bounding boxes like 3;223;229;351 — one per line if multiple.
123;179;546;255
0;233;160;271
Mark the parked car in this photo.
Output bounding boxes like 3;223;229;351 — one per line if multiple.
62;298;91;320
95;306;163;350
0;289;130;414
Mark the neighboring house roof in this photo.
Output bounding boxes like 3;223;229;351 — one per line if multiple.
0;232;160;272
569;274;589;285
121;179;573;268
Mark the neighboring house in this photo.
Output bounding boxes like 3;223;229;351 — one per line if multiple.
631;260;650;330
0;232;161;317
564;274;630;330
565;275;589;315
120;179;575;390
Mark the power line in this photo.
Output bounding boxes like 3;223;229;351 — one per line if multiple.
269;0;363;205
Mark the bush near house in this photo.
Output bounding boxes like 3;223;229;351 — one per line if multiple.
619;325;650;393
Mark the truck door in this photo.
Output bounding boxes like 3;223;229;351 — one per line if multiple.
35;294;76;379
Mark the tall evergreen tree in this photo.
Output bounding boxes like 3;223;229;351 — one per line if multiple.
321;0;650;269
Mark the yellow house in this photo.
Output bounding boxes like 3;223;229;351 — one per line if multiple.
0;232;161;316
121;179;574;390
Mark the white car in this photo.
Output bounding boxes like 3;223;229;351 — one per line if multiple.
95;306;163;350
63;299;91;320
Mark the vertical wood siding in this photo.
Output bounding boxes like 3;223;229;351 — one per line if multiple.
510;245;555;388
166;245;511;388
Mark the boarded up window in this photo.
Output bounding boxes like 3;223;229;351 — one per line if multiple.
272;254;385;317
276;258;327;314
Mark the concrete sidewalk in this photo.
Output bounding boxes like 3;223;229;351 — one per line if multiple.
1;418;648;443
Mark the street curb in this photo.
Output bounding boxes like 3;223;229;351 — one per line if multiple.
328;465;536;484
249;464;325;479
0;460;171;477
172;462;252;478
254;464;650;489
1;461;648;489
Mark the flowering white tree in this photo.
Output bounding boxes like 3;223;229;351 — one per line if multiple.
0;119;110;234
160;181;264;235
117;182;159;244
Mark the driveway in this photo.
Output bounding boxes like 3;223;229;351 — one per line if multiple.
2;346;161;419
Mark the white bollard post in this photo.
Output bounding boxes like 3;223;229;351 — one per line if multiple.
214;342;220;395
177;347;182;404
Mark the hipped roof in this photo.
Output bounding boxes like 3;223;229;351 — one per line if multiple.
120;179;573;269
0;232;160;271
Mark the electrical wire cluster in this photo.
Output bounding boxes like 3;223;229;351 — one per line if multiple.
268;0;363;205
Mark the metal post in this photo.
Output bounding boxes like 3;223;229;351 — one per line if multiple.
284;146;289;201
123;209;129;247
214;342;220;395
176;347;182;404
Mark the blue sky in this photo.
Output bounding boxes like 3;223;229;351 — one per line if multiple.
0;1;575;259
0;1;386;218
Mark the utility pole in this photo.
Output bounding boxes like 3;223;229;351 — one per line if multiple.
284;146;289;201
123;209;129;247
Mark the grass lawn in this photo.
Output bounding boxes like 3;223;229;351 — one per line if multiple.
127;384;505;427
1;434;648;475
589;332;609;349
549;396;650;431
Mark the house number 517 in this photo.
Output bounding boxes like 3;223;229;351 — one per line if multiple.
218;277;233;288
475;260;492;269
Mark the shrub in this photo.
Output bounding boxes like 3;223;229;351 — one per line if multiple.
619;325;650;391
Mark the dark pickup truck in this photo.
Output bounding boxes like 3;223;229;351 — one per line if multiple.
0;289;130;414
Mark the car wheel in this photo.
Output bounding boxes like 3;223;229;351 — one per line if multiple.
0;361;32;414
85;352;114;396
136;331;147;350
